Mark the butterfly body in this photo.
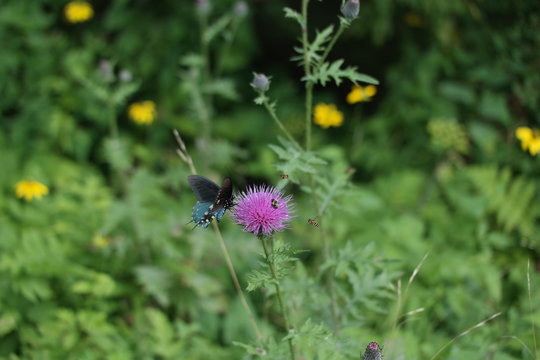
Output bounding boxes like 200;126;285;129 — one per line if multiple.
188;175;234;228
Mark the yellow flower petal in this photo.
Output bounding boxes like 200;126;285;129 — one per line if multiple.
313;103;344;129
346;87;362;104
365;85;377;97
346;85;377;104
128;101;157;125
529;137;540;156
516;127;533;142
64;1;94;23
15;180;49;201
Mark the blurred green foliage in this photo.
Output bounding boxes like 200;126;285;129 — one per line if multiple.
1;0;539;359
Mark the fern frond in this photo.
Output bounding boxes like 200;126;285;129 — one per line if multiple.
467;165;537;235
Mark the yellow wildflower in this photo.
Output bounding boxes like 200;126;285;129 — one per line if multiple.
92;234;112;249
15;180;49;201
64;1;94;23
313;103;344;129
128;101;157;125
346;85;377;104
516;127;540;155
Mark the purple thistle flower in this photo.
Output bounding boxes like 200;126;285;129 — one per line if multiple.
233;185;295;236
363;342;383;360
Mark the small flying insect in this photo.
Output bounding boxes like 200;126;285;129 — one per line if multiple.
307;218;320;227
271;198;279;209
280;174;289;179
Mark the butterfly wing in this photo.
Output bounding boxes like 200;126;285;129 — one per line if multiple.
215;178;233;206
191;201;214;228
188;175;220;202
188;176;234;228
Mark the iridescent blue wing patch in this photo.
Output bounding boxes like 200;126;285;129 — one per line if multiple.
216;207;227;222
191;201;214;228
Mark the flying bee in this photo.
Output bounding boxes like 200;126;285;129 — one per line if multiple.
271;199;279;209
307;218;319;227
280;174;289;179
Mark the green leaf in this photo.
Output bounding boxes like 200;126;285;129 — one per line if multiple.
305;59;379;86
134;265;173;306
204;78;238;100
283;7;304;27
203;14;233;44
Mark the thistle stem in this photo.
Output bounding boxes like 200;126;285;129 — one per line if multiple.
262;99;303;152
301;0;313;151
213;222;262;341
260;236;296;360
305;84;314;151
307;174;339;331
106;101;119;140
320;21;347;65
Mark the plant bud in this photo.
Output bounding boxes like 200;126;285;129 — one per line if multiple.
341;0;360;20
234;1;248;17
251;73;270;92
363;342;382;360
119;69;132;83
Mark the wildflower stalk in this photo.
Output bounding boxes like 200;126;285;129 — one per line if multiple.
430;312;502;360
527;259;538;359
301;0;313;151
216;15;240;79
213;222;262;340
298;0;343;329
259;235;296;360
173;130;262;341
106;100;119;140
262;98;303;152
308;175;339;330
319;20;347;65
105;100;128;193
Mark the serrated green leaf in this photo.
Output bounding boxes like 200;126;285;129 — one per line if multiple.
283;7;304;27
305;59;379;86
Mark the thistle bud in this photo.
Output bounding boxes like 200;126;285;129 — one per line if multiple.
119;69;133;83
251;73;270;92
341;0;360;20
234;1;248;17
363;342;382;360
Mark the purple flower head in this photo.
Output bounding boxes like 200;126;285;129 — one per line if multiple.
233;185;295;236
363;342;382;360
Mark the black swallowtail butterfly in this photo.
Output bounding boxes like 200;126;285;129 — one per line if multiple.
187;175;234;229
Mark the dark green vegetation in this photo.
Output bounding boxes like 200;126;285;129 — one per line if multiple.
1;0;539;359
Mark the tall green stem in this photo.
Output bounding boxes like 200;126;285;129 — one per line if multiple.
307;174;339;330
262;99;303;152
301;0;313;151
320;21;347;65
260;236;296;360
213;222;262;340
107;100;118;140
